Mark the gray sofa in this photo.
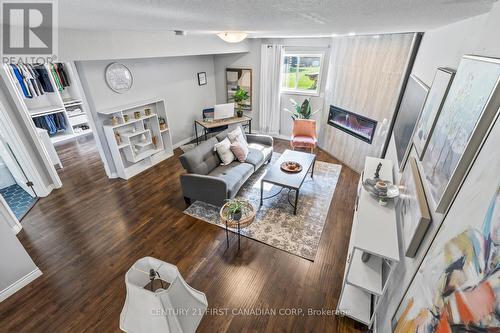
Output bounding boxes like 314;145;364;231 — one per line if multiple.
179;126;273;206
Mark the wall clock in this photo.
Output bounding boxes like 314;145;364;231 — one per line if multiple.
105;63;133;93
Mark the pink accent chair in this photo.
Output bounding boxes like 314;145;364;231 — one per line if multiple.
291;119;317;153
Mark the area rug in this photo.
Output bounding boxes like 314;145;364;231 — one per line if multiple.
183;155;342;261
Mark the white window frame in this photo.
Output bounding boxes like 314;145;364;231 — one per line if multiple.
280;52;324;96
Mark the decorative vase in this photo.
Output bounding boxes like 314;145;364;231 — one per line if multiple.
144;108;152;116
123;115;129;122
111;116;119;126
134;111;141;119
115;133;122;145
152;136;157;148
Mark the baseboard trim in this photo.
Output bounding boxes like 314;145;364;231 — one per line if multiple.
0;268;42;303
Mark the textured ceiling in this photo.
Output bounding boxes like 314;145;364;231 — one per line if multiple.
60;0;496;36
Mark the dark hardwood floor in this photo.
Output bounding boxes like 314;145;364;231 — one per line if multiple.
0;134;365;333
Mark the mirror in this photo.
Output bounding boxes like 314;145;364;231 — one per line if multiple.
226;68;252;111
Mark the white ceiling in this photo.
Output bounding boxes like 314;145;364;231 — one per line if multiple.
60;0;496;37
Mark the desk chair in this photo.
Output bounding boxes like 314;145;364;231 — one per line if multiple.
202;108;228;140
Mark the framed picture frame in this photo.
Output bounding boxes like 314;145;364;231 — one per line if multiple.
226;68;252;111
392;184;500;332
197;72;207;86
413;68;456;159
397;157;431;258
393;74;429;171
421;55;500;213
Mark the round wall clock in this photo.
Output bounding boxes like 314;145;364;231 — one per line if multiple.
105;63;133;93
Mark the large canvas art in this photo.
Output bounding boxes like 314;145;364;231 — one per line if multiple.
421;55;500;213
393;74;429;170
397;157;431;258
414;68;455;159
392;185;500;332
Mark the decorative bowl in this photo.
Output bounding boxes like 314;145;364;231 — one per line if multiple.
280;161;302;173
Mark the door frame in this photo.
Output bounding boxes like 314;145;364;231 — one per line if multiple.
0;70;62;197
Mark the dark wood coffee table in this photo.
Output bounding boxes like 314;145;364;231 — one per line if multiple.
260;150;316;215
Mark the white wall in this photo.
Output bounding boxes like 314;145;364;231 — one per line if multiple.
76;55;217;175
377;3;500;331
0;203;41;302
59;29;251;61
214;39;262;126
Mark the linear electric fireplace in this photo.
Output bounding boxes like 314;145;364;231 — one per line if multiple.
327;105;378;144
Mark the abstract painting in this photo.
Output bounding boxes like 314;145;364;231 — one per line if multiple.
392;184;500;332
421;55;500;213
414;68;455;159
397;157;431;258
393;74;429;170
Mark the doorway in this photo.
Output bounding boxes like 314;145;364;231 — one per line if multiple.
0;130;37;220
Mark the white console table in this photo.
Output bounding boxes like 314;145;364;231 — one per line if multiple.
336;156;399;326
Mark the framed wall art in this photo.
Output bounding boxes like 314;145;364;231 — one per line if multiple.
197;72;207;86
392;183;500;332
393;74;429;171
413;67;455;159
397;157;431;258
421;55;500;213
226;68;252;111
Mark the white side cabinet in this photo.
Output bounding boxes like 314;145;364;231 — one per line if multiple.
98;99;173;180
336;156;399;326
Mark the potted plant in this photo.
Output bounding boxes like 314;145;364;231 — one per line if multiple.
284;98;320;120
232;88;249;117
225;199;244;221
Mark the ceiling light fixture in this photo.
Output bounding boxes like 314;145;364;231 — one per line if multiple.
217;32;248;43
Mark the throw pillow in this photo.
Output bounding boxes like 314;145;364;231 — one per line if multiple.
230;141;249;162
228;126;249;150
214;137;235;165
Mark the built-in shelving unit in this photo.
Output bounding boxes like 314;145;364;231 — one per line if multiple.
2;62;93;151
98;99;173;180
336;156;399;327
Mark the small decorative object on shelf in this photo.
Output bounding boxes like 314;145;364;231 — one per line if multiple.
362;162;399;206
134;111;141;119
123;114;129;122
111;116;119;126
140;133;146;142
144;108;152;116
280;161;302;173
152;135;157;148
115;133;122;145
158;117;167;131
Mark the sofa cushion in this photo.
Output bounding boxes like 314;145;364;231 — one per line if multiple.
215;124;247;142
214;137;235;165
246;143;273;170
208;162;254;198
179;137;220;175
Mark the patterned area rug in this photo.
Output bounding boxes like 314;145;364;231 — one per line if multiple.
183;155;341;261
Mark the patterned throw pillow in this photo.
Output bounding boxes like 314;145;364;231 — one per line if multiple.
230;141;249;162
214;137;235;165
228;126;249;150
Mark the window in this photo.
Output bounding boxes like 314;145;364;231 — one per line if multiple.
281;53;323;95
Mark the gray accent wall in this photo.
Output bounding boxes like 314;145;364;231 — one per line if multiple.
76;55;217;176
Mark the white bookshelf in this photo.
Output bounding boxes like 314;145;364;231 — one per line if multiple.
337;157;399;327
3;62;93;148
99;99;173;180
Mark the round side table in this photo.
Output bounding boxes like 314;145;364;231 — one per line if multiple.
219;200;255;250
